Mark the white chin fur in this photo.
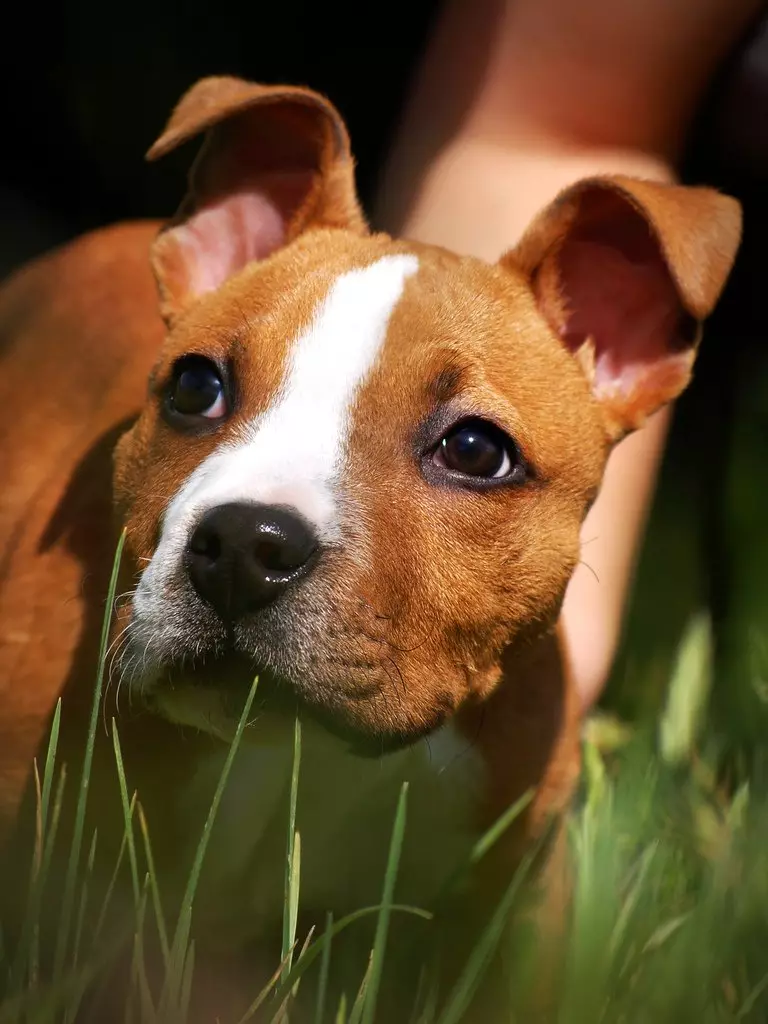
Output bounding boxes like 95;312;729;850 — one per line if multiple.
153;684;298;747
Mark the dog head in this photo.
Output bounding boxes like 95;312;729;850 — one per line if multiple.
113;77;740;752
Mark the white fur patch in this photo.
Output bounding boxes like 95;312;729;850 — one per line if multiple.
167;253;417;541
132;253;417;638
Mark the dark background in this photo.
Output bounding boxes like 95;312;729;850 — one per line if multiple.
1;2;767;735
0;0;437;255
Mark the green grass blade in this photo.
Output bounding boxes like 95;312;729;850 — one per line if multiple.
71;829;98;971
93;809;134;942
0;937;123;1024
129;876;158;1024
436;848;537;1024
273;904;430;1010
281;829;301;988
111;720;141;907
659;612;713;767
292;925;317;1001
608;842;658;962
39;699;62;842
360;782;408;1024
426;788;533;917
53;528;127;982
282;716;302;982
640;913;691;955
124;887;146;1024
737;969;768;1020
235;948;299;1024
410;965;440;1024
14;760;43;994
468;790;533;867
39;763;68;889
21;704;63;1000
63;829;99;1024
3;967;106;1024
8;763;68;994
348;954;373;1024
164;675;260;1005
262;927;317;1024
335;992;348;1024
178;937;195;1024
313;912;334;1024
395;787;534;998
137;803;171;970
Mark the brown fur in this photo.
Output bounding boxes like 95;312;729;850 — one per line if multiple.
0;77;741;1018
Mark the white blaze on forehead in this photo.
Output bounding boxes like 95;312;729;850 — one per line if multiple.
161;253;419;543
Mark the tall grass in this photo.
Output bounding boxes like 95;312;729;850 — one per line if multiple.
2;538;768;1023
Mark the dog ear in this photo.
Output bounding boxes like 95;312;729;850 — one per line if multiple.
146;76;367;324
502;176;741;440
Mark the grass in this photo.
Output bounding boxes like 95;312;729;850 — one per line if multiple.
2;537;768;1022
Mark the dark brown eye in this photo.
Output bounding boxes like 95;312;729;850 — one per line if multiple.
433;419;521;480
167;356;227;419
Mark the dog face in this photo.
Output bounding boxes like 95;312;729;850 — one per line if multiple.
112;77;740;752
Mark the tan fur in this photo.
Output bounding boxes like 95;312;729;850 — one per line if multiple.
0;77;741;1018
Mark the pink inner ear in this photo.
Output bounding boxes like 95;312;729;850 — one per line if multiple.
559;233;687;399
169;191;287;299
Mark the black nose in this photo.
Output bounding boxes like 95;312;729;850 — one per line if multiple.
186;502;319;620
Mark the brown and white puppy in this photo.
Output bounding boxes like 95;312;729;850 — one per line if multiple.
0;77;740;1012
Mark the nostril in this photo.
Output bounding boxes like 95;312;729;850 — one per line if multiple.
189;526;221;562
253;538;316;574
254;539;291;573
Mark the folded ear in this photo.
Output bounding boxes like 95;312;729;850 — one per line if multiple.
502;176;742;440
146;76;367;324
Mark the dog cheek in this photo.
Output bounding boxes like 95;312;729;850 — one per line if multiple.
112;424;141;522
111;430;154;570
115;423;185;566
113;420;160;545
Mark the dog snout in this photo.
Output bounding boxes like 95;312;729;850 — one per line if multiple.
185;502;319;621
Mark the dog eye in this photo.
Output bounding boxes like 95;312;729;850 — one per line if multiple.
433;419;523;481
167;356;227;419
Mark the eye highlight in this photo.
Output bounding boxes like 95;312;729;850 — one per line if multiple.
431;418;526;484
166;355;228;422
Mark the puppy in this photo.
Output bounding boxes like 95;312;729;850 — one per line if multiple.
0;77;741;1018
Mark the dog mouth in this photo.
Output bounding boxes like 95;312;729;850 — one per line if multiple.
149;648;433;758
150;650;301;732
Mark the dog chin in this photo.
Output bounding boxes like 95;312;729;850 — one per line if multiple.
152;683;295;746
146;653;440;758
145;651;294;745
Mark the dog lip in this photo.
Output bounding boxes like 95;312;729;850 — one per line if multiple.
163;650;283;696
154;648;434;757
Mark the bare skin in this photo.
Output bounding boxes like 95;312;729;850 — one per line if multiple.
375;0;761;708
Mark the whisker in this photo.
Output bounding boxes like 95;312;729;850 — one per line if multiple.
577;560;600;584
112;588;139;614
437;704;486;776
103;623;134;725
423;734;433;765
382;654;408;705
380;620;437;655
356;594;437;655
